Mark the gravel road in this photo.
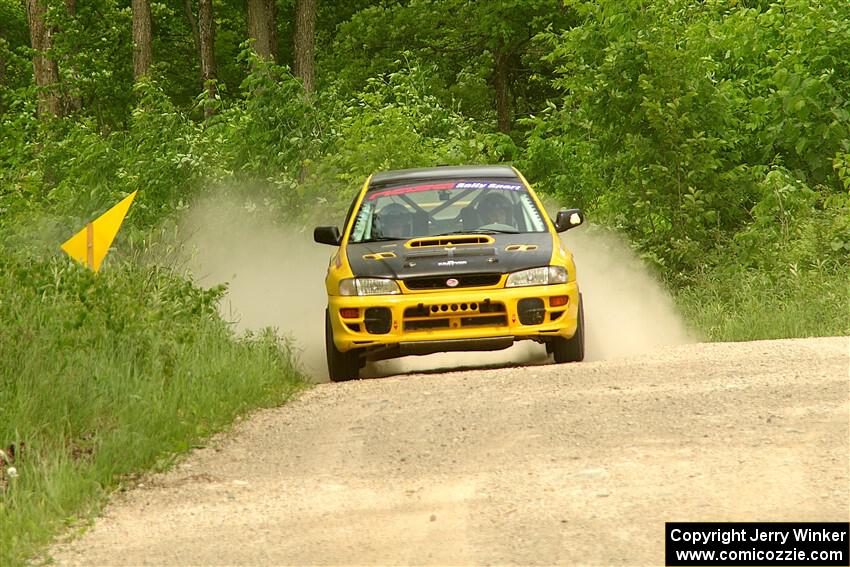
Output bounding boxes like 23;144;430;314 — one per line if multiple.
50;337;849;565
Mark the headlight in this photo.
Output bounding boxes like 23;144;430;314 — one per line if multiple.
505;266;568;287
339;278;401;296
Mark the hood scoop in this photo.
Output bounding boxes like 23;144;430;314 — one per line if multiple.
405;246;497;260
407;235;494;248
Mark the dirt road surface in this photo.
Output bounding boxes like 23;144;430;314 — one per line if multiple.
50;337;849;565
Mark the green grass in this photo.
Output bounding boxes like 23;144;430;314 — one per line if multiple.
0;249;305;566
674;265;850;342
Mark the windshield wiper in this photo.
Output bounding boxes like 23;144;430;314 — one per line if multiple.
358;236;405;243
433;228;521;235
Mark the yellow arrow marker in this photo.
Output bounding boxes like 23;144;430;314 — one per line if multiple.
61;191;137;272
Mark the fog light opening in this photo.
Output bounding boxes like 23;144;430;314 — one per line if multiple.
364;307;392;334
517;298;546;325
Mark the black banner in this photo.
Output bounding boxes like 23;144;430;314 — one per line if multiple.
666;522;849;566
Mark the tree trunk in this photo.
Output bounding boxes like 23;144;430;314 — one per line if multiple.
265;0;277;61
0;20;5;87
493;41;511;134
183;0;201;63
26;0;61;116
62;0;82;113
0;39;6;87
132;0;153;80
293;0;316;93
246;0;275;60
198;0;216;117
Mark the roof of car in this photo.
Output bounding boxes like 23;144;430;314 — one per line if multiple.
369;165;519;187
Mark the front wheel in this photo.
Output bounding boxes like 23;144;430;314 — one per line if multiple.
552;294;584;363
325;309;361;381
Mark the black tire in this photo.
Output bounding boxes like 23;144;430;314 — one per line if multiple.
325;309;361;381
552;294;584;364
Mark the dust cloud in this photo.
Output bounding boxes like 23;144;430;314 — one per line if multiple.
560;225;695;360
179;197;331;380
178;197;693;383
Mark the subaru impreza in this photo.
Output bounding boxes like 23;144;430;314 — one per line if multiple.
314;165;585;381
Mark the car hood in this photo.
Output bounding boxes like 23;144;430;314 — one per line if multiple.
345;232;553;280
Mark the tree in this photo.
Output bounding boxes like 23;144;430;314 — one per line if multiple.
60;0;81;113
198;0;216;117
132;0;152;80
183;0;200;61
247;0;276;61
0;13;7;87
0;38;6;88
25;0;60;115
265;0;277;61
293;0;316;94
492;39;510;133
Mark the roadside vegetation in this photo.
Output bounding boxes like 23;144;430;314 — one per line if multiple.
0;243;304;565
0;0;848;563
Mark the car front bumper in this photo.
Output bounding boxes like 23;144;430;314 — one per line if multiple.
327;282;580;355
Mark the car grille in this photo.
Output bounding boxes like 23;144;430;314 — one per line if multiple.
403;273;502;290
402;301;507;331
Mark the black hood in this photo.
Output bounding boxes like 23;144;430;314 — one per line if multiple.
346;233;553;280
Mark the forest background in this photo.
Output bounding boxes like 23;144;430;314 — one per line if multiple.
0;0;848;563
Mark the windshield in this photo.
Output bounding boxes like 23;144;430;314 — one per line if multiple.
348;179;548;243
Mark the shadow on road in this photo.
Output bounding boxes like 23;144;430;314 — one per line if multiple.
361;343;553;379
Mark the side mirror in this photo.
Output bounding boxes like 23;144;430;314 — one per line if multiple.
314;226;341;246
554;209;585;233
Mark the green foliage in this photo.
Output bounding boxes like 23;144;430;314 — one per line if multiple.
3;46;495;241
834;151;850;191
0;93;40;220
523;0;850;273
675;264;850;342
148;0;202;108
281;58;512;223
0;248;304;566
44;0;135;125
219;49;320;180
323;0;572;128
733;168;850;269
324;60;483;180
0;0;33;96
22;79;213;227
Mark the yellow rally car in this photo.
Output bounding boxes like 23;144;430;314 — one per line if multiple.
314;165;585;381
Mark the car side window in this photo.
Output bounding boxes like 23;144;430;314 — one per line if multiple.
350;201;374;242
519;193;547;232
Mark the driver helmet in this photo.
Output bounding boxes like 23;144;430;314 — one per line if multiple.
477;192;513;225
374;203;413;238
